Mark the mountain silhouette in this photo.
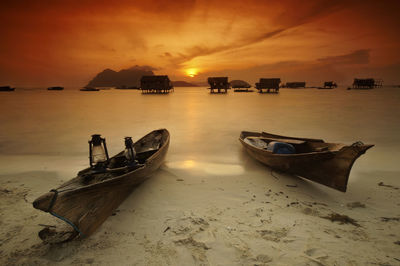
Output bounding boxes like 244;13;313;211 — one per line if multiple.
171;81;198;87
86;65;155;87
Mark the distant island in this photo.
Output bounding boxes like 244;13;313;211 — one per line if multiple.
193;81;209;86
171;81;198;87
87;66;201;88
86;65;154;87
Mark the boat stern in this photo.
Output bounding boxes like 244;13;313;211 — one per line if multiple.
317;142;374;192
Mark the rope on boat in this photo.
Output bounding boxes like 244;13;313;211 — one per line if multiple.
46;189;85;237
49;211;85;237
46;189;58;212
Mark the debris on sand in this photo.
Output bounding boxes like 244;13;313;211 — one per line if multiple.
38;227;77;244
346;202;366;209
381;217;400;222
38;224;56;228
301;254;325;266
378;182;399;190
286;202;299;207
321;212;360;227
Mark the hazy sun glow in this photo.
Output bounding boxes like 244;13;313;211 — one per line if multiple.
185;68;198;78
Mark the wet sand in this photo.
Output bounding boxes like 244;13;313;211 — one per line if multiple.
0;87;399;265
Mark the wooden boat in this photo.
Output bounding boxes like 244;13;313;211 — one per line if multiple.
33;129;170;242
234;88;254;92
0;86;15;91
239;131;373;192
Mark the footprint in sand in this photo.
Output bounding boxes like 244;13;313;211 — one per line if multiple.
257;228;289;242
174;237;210;265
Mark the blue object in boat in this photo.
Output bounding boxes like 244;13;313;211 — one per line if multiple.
267;141;296;154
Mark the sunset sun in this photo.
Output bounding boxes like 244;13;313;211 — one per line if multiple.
185;68;198;78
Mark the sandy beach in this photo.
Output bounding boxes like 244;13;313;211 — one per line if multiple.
1;157;399;265
1;87;399;265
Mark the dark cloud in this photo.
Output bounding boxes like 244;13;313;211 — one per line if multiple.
169;29;286;66
159;52;172;58
318;49;370;65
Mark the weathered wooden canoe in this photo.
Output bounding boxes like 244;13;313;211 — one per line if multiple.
33;129;170;242
239;131;373;192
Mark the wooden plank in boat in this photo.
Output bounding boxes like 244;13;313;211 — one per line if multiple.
259;137;306;145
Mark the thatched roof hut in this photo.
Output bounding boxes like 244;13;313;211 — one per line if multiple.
208;77;230;89
256;78;281;89
140;75;173;91
254;78;280;93
140;75;173;93
352;78;375;89
141;75;171;89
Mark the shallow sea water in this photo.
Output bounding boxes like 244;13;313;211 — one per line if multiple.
0;86;399;195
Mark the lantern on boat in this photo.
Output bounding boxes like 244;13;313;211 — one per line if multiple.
124;137;136;164
89;134;109;167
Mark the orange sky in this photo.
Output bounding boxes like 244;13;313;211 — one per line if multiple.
0;0;399;86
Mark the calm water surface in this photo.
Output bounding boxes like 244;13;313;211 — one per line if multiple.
1;87;399;193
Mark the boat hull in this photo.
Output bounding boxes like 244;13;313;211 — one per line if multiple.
239;131;373;192
33;129;169;242
0;86;15;91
